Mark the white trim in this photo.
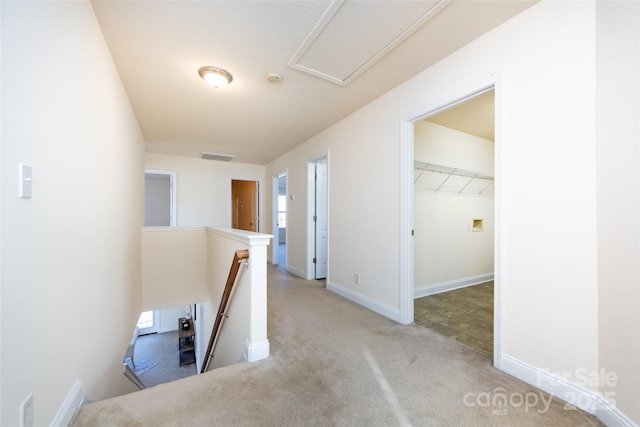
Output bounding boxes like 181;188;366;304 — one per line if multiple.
492;74;505;370
501;354;638;426
144;169;177;227
285;265;307;279
206;226;272;247
501;354;597;413
137;309;160;335
228;176;264;232
414;273;494;298
287;0;450;86
272;175;280;262
306;161;314;279
399;119;414;325
596;404;639;427
501;354;595;413
141;226;205;232
50;379;82;427
399;77;502;369
244;338;270;362
271;170;288;266
327;280;400;322
306;153;329;281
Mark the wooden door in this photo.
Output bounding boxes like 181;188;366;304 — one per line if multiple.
232;179;258;232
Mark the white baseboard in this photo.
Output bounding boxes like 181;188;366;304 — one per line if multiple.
285;265;306;279
50;379;83;427
244;338;270;362
597;404;639;427
501;354;637;427
327;281;401;322
414;273;494;299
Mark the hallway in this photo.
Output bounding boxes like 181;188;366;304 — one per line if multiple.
72;265;600;426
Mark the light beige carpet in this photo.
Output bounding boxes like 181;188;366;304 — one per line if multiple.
71;265;602;426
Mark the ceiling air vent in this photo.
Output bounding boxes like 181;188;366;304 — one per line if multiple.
200;152;235;162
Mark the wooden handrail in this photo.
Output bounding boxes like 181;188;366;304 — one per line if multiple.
201;249;249;373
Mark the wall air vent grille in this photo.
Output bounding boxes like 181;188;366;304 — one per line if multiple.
200;152;235;162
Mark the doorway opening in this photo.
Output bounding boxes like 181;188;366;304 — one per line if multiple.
231;179;259;232
307;155;328;280
144;170;176;227
272;172;288;268
136;310;159;335
413;89;495;358
125;304;200;389
400;81;502;368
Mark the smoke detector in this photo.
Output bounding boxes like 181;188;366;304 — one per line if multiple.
266;73;283;83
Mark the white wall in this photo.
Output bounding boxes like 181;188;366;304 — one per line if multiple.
145;153;265;228
595;1;640;423
414;121;494;173
157;305;189;333
266;0;614;420
141;228;208;311
1;2;145;425
414;121;494;291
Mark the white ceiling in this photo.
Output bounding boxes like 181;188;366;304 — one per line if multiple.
91;0;536;165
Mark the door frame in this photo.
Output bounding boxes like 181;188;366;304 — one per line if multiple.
399;76;504;369
144;169;177;227
136;310;160;335
271;171;288;265
228;176;263;232
306;153;329;280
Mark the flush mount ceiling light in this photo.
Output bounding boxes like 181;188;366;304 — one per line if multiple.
198;66;233;88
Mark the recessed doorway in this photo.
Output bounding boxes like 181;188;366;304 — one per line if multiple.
231;179;259;232
307;155;328;280
412;89;495;358
144;170;176;227
275;172;287;268
400;81;502;367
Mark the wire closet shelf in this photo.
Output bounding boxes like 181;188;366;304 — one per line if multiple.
414;161;494;196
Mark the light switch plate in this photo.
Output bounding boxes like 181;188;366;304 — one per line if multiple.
19;163;32;198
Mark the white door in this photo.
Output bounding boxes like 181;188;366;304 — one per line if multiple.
136;310;159;335
314;158;328;279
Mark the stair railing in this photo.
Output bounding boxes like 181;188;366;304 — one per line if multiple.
201;249;249;373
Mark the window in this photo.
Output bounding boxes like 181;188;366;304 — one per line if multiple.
136;311;154;329
278;195;287;228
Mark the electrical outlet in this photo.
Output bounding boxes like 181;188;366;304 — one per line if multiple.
354;272;360;284
20;393;33;427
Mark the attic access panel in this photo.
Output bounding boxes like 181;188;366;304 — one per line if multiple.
288;0;448;86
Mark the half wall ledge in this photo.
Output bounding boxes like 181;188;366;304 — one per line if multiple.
205;226;273;366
